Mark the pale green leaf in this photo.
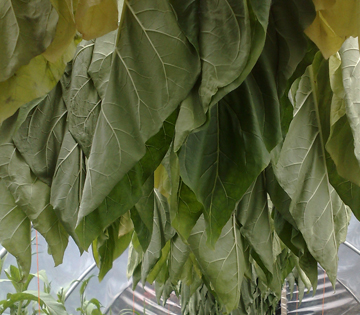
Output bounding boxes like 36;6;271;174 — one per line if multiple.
188;215;245;313
0;0;58;82
274;54;349;284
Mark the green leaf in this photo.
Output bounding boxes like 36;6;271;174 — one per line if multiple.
0;143;69;266
141;190;175;284
93;217;132;281
198;0;271;108
75;110;178;249
0;290;68;315
236;175;274;276
13;82;68;186
78;0;200;219
187;215;245;313
130;175;154;251
169;234;190;285
66;40;101;157
50;129;84;246
171;181;203;241
179;86;271;245
274;53;349;285
339;38;360;170
0;179;31;278
0;0;58;82
88;30;117;99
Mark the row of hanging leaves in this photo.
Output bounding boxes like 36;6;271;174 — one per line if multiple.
1;0;360;313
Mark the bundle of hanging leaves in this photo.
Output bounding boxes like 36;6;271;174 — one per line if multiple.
1;0;360;313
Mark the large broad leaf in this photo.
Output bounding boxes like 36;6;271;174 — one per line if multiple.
198;0;271;108
172;0;272;150
75;0;118;40
50;129;84;246
236;175;274;277
0;144;68;266
13;82;68;186
169;234;190;285
274;53;349;284
188;215;245;313
0;179;31;278
305;0;360;59
78;0;200;219
0;0;58;82
0;290;68;315
179;84;271;246
75;110;178;249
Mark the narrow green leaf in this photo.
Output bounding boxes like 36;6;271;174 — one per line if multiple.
169;234;190;285
188;215;245;313
130;176;154;251
0;179;31;278
0;0;58;82
79;0;200;219
93;218;132;281
141;190;175;284
236;175;274;276
66;40;101;157
50;129;84;247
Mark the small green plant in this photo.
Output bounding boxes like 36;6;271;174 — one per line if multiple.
0;256;67;315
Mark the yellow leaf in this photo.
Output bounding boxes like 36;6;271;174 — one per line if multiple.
305;0;360;59
43;0;77;63
75;0;118;40
0;39;78;123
